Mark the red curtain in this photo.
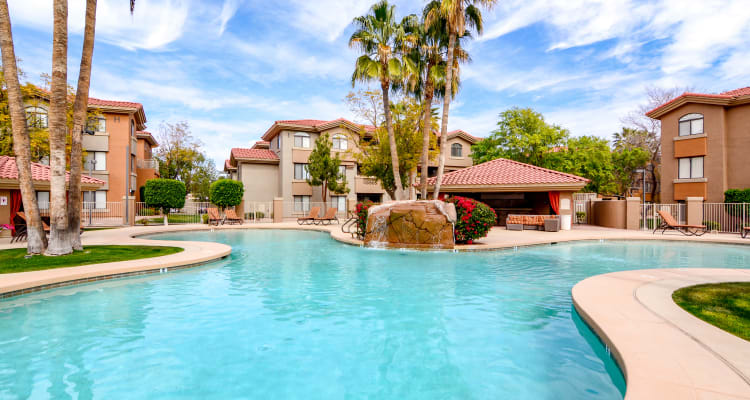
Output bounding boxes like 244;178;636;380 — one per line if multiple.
548;191;560;215
9;190;22;232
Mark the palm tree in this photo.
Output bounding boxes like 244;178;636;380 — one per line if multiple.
67;0;97;251
46;0;72;255
350;1;417;201
0;0;47;254
404;15;469;199
425;0;496;199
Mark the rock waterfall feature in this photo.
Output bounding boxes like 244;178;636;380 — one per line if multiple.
363;200;456;249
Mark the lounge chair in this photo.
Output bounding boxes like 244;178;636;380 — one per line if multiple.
742;227;749;239
297;206;320;225
224;209;243;225
314;208;339;225
11;212;50;243
207;208;223;226
654;210;707;236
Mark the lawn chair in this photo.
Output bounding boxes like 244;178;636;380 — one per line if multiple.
207;208;223;226
314;208;339;225
742;226;749;239
654;210;707;236
11;212;50;243
224;208;243;225
297;206;320;225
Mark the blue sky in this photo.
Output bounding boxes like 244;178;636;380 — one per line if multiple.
6;0;750;167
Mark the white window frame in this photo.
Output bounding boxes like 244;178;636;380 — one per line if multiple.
451;143;463;157
678;156;704;179
338;165;347;180
678;113;704;137
84;190;107;209
294;163;310;180
332;134;348;150
294;132;310;148
85;151;107;171
36;191;50;210
25;107;48;129
294;195;311;212
331;195;347;212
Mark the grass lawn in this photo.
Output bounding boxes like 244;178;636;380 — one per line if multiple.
0;245;183;274
673;282;750;341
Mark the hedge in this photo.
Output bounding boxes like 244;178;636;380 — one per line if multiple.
144;179;186;214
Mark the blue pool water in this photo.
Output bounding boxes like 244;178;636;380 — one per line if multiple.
1;231;749;399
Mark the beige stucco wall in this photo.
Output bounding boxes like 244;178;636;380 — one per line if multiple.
659;102;750;202
239;163;279;204
593;200;626;229
0;189;9;237
445;136;474;169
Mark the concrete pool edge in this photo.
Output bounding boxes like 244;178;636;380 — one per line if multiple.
572;268;750;400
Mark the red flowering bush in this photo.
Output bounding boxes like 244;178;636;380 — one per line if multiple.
355;201;374;239
446;196;496;244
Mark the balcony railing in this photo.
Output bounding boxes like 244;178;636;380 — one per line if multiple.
137;159;159;169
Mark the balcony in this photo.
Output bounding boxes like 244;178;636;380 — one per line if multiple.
137;159;159;169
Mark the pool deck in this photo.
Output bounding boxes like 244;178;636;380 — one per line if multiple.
1;223;749;399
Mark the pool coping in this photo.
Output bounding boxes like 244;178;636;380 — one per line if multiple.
572;268;750;399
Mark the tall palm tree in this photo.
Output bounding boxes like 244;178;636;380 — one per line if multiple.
0;0;47;254
350;1;417;201
404;15;469;199
425;0;495;199
46;0;72;255
67;0;97;251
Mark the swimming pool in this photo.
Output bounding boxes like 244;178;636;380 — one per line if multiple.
1;230;749;399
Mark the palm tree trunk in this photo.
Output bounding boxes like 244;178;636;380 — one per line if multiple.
409;168;416;200
380;65;403;200
46;0;72;256
419;70;435;199
67;0;97;251
432;33;456;200
0;0;47;254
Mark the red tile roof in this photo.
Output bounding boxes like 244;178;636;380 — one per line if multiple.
135;130;158;146
230;148;279;160
224;159;236;170
87;97;143;109
0;156;105;185
276;119;330;126
426;158;588;187
251;141;270;149
646;85;750;117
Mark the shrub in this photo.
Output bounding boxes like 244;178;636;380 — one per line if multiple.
446;196;497;244
137;207;156;216
202;214;209;224
575;211;586;223
724;188;750;218
210;180;244;210
703;220;721;231
144;179;186;225
355;201;374;238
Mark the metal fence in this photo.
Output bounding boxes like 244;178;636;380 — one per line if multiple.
702;203;749;233
572;193;597;224
135;201;211;225
282;201;349;219
80;202;125;226
243;201;274;223
640;203;685;230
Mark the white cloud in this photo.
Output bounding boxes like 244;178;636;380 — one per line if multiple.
284;0;374;42
7;0;190;50
216;0;241;37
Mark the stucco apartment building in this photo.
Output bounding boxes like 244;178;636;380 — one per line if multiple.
24;95;159;207
647;86;750;203
224;118;479;216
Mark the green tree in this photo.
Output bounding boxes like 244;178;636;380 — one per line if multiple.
611;147;650;196
424;0;496;199
355;99;434;199
306;133;349;206
144;178;186;226
154;121;217;199
209;179;244;210
350;0;417;200
546;136;616;194
471;107;569;166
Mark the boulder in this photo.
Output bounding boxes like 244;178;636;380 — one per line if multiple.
364;200;455;249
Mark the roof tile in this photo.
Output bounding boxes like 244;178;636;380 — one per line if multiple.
426;158;588;186
231;148;279;160
0;156;105;185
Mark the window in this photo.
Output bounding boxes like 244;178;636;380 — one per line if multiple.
25;107;48;129
338;165;347;180
678;156;704;179
36;191;50;210
87;116;106;133
332;134;348;150
451;143;463;157
294;163;309;180
294;195;310;212
678;113;704;136
276;135;280;149
84;190;107;209
331;195;346;212
294;132;310;148
84;151;106;171
130;120;135;137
